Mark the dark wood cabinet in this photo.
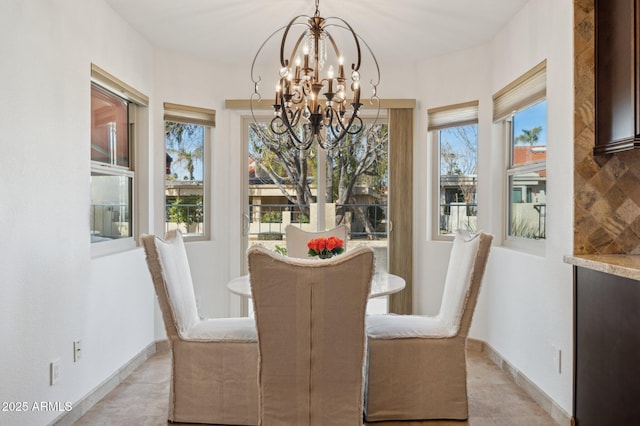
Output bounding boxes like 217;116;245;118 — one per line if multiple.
594;0;640;154
573;266;640;425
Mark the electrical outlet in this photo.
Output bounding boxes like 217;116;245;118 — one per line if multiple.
557;349;562;374
552;345;562;375
50;359;61;386
73;340;81;362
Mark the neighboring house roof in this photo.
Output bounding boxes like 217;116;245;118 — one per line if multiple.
513;145;546;164
513;146;547;177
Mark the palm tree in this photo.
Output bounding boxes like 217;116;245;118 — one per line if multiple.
165;122;204;181
515;126;543;145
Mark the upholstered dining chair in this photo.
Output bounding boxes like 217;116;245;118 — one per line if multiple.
364;230;493;422
284;224;349;258
141;231;259;425
248;244;374;426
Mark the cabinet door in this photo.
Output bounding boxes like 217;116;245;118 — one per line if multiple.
574;267;640;425
594;0;640;154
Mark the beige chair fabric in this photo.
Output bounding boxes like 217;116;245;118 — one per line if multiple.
284;224;349;258
141;230;259;425
364;230;493;422
248;244;374;426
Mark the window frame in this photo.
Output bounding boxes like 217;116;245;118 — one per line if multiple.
90;64;149;257
163;102;215;242
494;61;547;254
428;101;479;241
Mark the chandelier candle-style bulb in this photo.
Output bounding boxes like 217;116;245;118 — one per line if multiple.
327;66;334;94
303;44;310;70
275;84;281;105
250;0;381;150
295;56;301;80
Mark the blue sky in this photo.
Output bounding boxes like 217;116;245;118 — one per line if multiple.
513;99;547;145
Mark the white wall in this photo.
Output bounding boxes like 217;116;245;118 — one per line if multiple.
0;0;574;423
414;0;574;414
0;1;156;424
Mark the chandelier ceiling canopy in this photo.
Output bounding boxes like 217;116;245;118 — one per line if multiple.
251;0;380;151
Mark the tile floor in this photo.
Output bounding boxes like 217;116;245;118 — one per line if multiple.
74;348;560;425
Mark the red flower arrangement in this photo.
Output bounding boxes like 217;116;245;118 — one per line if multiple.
307;236;345;259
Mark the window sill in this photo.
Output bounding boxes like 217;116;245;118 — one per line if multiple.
91;237;137;258
502;236;546;257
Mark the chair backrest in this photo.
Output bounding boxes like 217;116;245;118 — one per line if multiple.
439;230;493;337
284;224;349;259
248;245;374;426
141;230;200;340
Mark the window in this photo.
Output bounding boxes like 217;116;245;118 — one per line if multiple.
507;100;547;240
428;101;479;238
164;103;215;240
90;64;148;253
91;84;133;243
494;60;547;243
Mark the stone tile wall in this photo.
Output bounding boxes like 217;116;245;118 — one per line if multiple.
574;0;640;255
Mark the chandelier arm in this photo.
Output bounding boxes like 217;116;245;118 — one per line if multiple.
297;136;315;151
280;15;312;67
249;91;263;132
318;133;338;151
343;29;383;143
290;80;307;105
251;25;289;127
287;108;303;128
322;22;380;92
251;78;262;102
280;105;313;150
329;105;363;136
287;30;311;75
356;32;381;89
313;103;362;147
335;115;363;141
300;80;311;98
270;116;291;136
251;25;290;85
323;32;343;68
346;115;364;135
356;96;382;145
354;32;383;144
351;39;381;140
271;108;304;141
325;123;351;148
324;17;362;71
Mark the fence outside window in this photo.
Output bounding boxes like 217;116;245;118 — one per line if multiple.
241;203;388;239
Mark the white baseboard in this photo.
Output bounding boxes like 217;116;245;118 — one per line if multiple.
52;338;570;426
468;338;572;426
50;340;162;426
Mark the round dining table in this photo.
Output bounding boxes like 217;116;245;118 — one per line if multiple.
227;272;405;299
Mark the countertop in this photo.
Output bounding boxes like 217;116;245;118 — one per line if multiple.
563;254;640;281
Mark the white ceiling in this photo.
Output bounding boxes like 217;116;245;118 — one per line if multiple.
105;0;529;65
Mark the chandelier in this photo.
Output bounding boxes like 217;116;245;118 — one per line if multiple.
251;0;380;151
